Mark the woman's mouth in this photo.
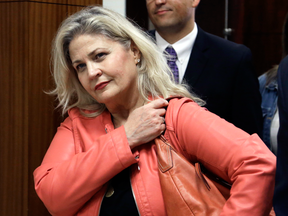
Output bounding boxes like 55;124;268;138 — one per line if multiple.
95;81;110;90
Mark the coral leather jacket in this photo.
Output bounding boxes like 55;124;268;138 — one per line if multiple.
34;98;276;216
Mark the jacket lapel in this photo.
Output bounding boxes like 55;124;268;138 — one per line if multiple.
149;28;209;86
148;30;156;40
183;27;209;86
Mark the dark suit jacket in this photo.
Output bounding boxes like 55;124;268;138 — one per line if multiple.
274;55;288;215
150;27;263;137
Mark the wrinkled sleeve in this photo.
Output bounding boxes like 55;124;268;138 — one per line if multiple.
33;116;138;216
173;99;276;216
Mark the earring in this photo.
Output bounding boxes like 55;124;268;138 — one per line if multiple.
137;59;140;63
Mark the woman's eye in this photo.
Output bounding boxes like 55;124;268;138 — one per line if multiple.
76;63;86;71
95;52;107;60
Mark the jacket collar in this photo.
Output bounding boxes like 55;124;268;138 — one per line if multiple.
149;27;209;86
265;78;278;91
183;27;209;86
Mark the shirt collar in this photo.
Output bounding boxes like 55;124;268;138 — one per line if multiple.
155;23;198;62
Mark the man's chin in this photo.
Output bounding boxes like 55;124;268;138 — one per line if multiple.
155;23;179;33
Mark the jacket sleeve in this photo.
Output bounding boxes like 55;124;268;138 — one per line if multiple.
33;116;138;216
171;99;276;216
231;47;263;138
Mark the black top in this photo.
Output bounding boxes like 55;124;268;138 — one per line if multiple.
100;167;139;216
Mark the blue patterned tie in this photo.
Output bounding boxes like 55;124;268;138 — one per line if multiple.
165;46;179;83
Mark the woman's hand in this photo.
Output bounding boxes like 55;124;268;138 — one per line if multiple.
124;98;168;149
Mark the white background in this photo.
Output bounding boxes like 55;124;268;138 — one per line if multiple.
103;0;126;16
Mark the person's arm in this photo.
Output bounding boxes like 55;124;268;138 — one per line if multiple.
274;55;288;215
231;47;263;138
34;117;138;216
171;99;275;215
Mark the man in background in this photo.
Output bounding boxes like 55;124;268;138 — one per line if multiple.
273;55;288;215
146;0;263;137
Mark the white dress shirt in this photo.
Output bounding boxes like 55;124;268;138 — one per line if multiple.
155;23;198;83
270;108;279;154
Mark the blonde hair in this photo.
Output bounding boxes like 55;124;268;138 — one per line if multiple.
50;6;204;117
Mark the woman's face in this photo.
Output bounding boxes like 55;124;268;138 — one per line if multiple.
69;34;141;105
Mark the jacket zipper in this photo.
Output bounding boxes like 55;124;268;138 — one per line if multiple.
97;186;106;216
97;126;110;216
130;168;141;216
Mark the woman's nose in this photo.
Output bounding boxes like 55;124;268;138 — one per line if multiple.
155;0;166;5
87;64;102;79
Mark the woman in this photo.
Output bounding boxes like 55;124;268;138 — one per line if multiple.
34;6;276;216
258;12;288;155
259;65;279;154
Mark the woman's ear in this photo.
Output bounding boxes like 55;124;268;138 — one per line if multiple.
192;0;200;8
130;41;141;64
